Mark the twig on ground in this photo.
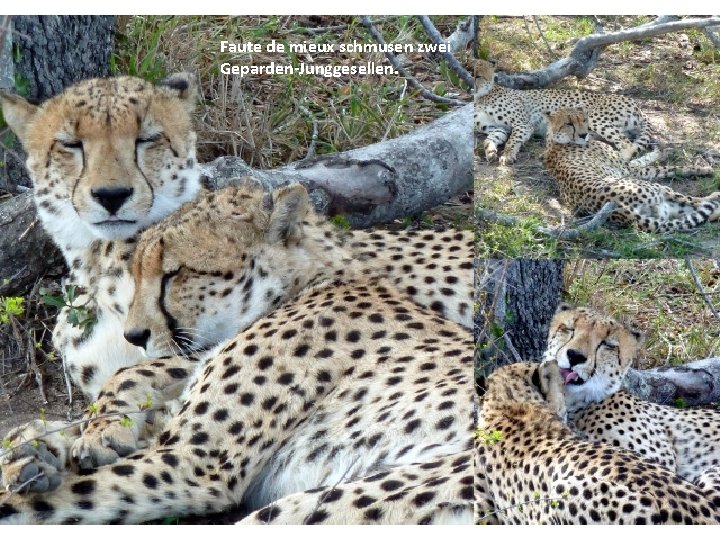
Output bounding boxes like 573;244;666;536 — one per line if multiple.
477;201;618;240
532;16;557;59
685;258;720;320
417;16;475;89
297;104;318;160
361;16;466;107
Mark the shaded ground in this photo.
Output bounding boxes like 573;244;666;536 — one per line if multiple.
474;16;720;258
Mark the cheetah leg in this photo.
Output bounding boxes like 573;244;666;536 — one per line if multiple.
632;164;714;180
0;446;232;524
1;420;81;494
624;192;720;232
70;355;200;470
238;452;475;525
695;466;720;509
483;127;509;163
499;124;533;166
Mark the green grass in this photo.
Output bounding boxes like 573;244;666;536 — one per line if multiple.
112;16;474;168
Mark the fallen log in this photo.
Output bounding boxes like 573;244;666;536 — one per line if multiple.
0;103;472;295
624;357;720;407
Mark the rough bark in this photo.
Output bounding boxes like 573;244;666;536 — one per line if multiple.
493;16;720;90
1;16;116;191
624;358;720;407
203;103;473;228
475;259;565;382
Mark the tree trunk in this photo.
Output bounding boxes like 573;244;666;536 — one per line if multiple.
2;16;116;191
475;259;565;382
1;102;472;295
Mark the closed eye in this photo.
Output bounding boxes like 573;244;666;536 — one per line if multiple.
600;340;618;349
136;133;163;145
58;139;83;150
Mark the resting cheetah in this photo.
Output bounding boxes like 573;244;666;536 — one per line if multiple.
1;73;202;399
543;108;719;233
545;304;720;483
474;59;655;165
0;183;474;524
475;359;720;524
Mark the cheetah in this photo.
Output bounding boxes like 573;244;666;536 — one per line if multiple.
475;359;720;524
1;73;203;399
0;183;475;524
474;60;656;165
544;304;720;483
0;181;474;492
543;108;719;233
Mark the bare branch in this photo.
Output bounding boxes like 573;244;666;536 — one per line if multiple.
704;26;720;48
361;16;466;106
624;357;720;406
417;16;475;89
495;16;720;89
445;16;477;54
477;201;618;240
685;258;720;320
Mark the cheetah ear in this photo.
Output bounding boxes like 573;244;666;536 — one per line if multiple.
0;92;38;145
267;184;309;245
157;72;198;112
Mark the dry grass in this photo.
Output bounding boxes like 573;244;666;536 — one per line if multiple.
564;259;720;368
474;16;720;258
114;15;475;168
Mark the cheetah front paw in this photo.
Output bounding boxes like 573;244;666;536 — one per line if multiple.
0;420;74;493
71;417;140;470
498;155;515;167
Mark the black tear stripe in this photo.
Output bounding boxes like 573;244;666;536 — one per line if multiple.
159;267;182;348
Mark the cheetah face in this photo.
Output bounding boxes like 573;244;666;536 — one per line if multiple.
0;74;201;246
543;304;643;412
547;108;590;146
124;183;312;358
474;60;497;96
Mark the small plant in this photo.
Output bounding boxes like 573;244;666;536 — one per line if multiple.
474;427;503;445
0;295;25;324
40;284;97;338
674;397;687;409
329;215;351;230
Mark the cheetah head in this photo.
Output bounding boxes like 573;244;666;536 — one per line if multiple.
123;182;331;358
0;73;201;249
546;108;590;146
474;60;497;97
543;304;644;413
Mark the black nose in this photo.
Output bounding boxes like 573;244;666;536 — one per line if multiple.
124;328;150;348
579;133;589;141
91;187;134;215
567;349;587;367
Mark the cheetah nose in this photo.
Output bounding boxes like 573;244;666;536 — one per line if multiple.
124;328;150;349
579;133;589;141
566;349;587;367
91;187;134;215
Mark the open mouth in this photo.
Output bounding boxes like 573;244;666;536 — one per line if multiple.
559;368;584;385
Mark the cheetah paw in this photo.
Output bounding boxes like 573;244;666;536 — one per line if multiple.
71;418;139;469
498;155;515;167
0;420;70;493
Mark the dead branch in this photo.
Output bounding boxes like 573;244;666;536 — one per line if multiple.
477;201;618;240
494;16;720;89
446;16;477;54
417;16;475;88
685;258;720;320
624;357;720;406
361;16;466;106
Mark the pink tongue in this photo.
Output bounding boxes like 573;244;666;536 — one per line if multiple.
559;368;578;384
